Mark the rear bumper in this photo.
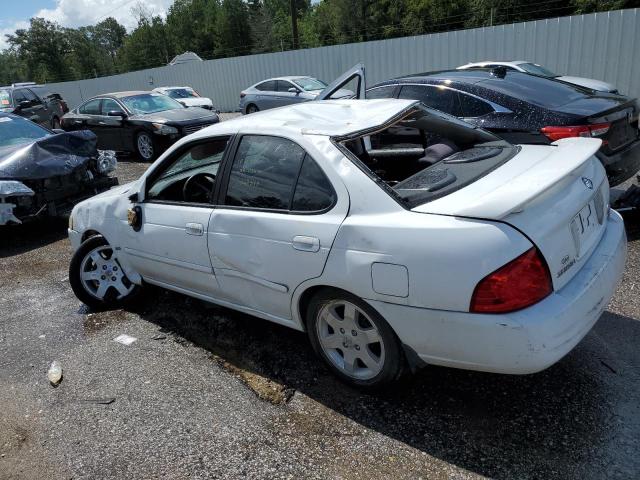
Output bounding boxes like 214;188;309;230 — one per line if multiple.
368;210;627;374
598;138;640;186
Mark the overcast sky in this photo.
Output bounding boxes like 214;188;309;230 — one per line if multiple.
0;0;175;49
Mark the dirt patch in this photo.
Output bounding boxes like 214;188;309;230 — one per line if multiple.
83;309;130;333
0;423;29;455
212;355;294;405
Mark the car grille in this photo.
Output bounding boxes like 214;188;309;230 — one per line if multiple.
182;122;215;136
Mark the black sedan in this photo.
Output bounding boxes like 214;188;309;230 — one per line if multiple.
61;91;220;161
367;69;640;186
0;113;117;225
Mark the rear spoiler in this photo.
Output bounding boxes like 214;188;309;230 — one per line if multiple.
413;137;603;219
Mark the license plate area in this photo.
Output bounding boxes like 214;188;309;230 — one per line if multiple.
570;187;605;258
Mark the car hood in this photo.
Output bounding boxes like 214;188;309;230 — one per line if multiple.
177;97;213;107
131;108;219;125
557;75;618;93
0;130;98;180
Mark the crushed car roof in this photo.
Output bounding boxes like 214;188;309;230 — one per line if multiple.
200;99;419;137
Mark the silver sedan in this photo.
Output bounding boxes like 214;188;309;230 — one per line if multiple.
238;76;353;114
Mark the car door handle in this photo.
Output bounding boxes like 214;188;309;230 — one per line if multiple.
292;235;320;252
185;222;204;236
98;121;106;125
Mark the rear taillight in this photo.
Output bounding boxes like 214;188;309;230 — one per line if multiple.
541;123;610;142
470;247;552;314
240;92;246;98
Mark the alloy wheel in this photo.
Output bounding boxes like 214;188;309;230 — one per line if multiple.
316;300;386;380
137;133;154;160
79;245;135;300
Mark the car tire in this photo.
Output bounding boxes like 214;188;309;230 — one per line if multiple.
135;131;156;161
69;235;141;310
51;117;61;129
246;104;259;114
306;289;405;389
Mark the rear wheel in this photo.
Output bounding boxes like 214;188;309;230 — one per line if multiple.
246;104;259;114
135;131;155;161
306;289;405;389
69;235;141;310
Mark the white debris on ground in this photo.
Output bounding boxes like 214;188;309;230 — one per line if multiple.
113;334;137;346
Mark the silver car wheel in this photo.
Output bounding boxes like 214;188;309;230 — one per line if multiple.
79;245;134;300
137;132;154;160
316;300;385;380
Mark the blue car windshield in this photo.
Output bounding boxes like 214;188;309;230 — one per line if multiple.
293;77;327;91
121;93;184;114
0;116;50;147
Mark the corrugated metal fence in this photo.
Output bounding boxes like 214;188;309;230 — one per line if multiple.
47;8;640;111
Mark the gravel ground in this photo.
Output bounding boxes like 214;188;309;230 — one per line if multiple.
1;116;640;479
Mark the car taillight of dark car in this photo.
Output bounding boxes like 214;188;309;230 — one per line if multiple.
541;123;610;143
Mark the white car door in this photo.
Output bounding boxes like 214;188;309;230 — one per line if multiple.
207;134;348;321
121;138;230;296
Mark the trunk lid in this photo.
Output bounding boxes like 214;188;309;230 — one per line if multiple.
413;138;609;290
555;96;639;153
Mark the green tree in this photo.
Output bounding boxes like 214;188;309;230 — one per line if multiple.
0;50;29;85
93;17;127;68
571;0;640;13
166;0;220;57
215;0;252;56
6;18;69;82
120;14;174;71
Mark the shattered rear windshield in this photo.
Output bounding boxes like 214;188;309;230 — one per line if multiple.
338;105;516;208
0;116;50;147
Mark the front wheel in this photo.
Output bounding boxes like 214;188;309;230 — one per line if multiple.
306;289;405;389
135;131;156;161
69;235;141;310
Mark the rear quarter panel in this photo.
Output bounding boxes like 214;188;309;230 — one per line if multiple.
318;210;533;312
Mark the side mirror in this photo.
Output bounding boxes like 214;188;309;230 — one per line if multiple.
108;110;126;118
288;87;300;94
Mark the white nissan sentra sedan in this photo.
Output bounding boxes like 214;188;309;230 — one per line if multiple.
67;99;626;388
